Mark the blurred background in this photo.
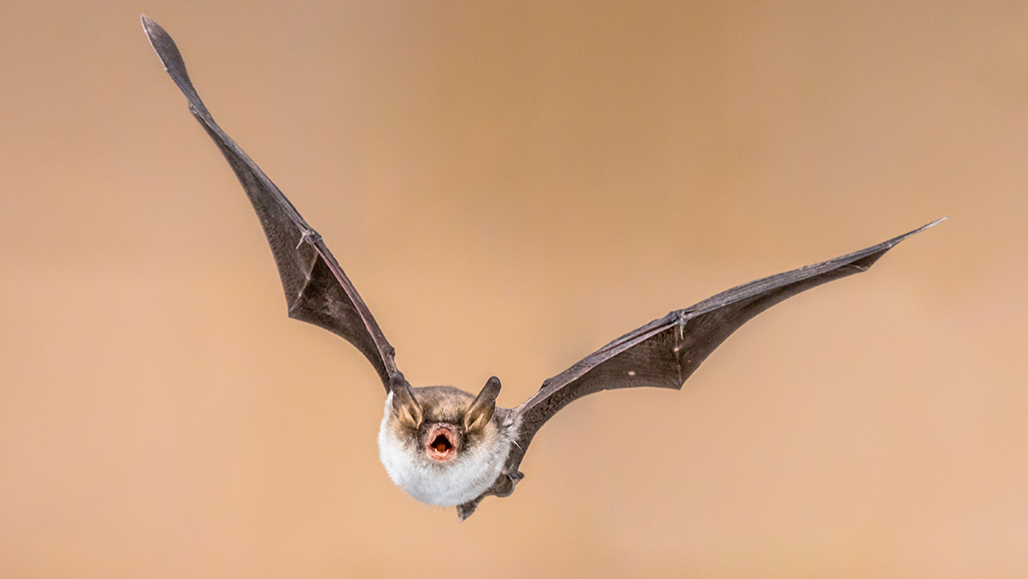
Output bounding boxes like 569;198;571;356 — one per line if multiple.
1;1;1026;577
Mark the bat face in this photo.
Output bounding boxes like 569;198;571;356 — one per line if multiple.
377;383;519;506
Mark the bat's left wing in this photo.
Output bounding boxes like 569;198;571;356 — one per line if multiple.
142;15;401;390
457;219;941;519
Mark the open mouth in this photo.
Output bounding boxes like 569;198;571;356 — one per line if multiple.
431;434;452;453
425;424;459;462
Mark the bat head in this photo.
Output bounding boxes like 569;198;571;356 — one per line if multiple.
378;377;517;506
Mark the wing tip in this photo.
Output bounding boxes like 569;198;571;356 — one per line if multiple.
916;216;947;233
140;14;169;67
141;14;210;120
911;216;946;235
847;217;945;270
885;217;946;249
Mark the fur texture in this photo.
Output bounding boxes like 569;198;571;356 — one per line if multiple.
378;391;518;506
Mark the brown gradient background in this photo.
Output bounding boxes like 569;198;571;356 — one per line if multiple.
1;1;1026;577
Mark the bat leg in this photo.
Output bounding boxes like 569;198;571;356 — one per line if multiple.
492;469;523;498
454;470;525;520
456;498;481;521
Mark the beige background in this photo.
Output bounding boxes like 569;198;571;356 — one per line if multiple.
2;1;1026;577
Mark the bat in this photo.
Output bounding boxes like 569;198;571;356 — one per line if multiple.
141;15;942;520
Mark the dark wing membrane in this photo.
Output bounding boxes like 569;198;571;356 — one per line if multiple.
142;15;398;388
505;219;942;474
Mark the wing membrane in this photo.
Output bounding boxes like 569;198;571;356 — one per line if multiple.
507;219;942;478
142;15;398;387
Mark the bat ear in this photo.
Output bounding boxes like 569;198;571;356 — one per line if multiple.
465;376;501;433
390;377;423;430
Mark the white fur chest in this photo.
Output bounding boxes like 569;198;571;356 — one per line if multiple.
377;393;516;506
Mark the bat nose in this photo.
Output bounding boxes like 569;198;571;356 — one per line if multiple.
425;423;460;462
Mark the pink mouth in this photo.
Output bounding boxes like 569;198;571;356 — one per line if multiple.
425;424;459;462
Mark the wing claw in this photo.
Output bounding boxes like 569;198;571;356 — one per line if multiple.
296;228;320;250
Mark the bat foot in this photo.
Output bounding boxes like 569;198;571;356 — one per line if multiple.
453;470;525;520
492;469;523;498
456;498;480;521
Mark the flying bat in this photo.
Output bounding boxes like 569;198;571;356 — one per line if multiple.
141;15;941;520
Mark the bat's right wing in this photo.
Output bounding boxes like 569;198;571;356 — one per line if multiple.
142;15;401;390
455;220;941;519
507;220;941;492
